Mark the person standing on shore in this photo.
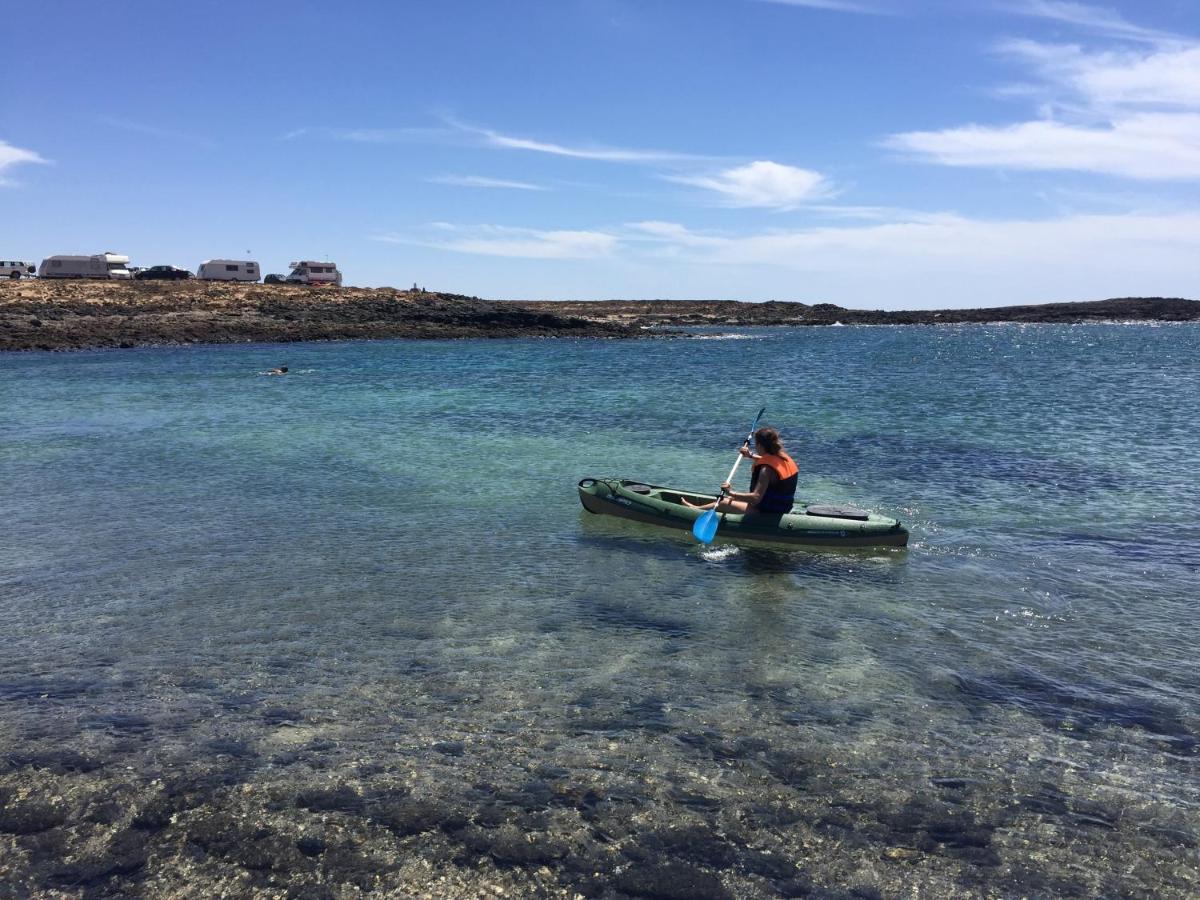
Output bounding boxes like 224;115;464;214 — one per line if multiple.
682;426;799;515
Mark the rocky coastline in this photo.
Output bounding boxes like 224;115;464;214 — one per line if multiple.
0;281;637;352
511;296;1200;327
2;282;1196;352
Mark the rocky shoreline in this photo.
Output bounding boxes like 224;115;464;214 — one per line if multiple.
0;281;637;352
2;283;1196;351
511;297;1200;327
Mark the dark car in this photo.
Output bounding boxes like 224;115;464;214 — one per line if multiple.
135;265;192;281
264;273;286;284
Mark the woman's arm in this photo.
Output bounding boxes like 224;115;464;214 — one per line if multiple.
722;467;775;504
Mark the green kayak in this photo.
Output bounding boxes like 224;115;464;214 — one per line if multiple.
578;477;909;548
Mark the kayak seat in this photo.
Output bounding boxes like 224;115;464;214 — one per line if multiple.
805;505;870;521
625;484;653;494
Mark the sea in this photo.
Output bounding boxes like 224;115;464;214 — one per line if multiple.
1;323;1198;897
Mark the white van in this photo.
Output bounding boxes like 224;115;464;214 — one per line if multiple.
197;259;260;282
39;253;132;279
285;260;342;286
0;260;37;279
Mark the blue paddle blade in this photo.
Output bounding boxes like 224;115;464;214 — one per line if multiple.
692;509;719;544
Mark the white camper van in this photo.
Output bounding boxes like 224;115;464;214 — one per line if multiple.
196;260;260;282
39;253;132;279
285;261;342;286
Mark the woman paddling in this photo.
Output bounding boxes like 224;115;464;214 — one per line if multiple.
682;426;799;515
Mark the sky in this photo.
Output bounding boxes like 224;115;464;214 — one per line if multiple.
2;0;1198;309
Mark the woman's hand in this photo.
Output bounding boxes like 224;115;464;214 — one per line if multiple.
738;445;754;458
720;482;732;493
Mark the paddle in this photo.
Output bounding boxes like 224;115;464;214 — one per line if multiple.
692;407;766;544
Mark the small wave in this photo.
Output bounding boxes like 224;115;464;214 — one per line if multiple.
690;334;760;341
699;545;740;561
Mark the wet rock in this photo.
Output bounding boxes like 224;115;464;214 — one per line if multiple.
0;799;69;834
295;785;364;813
634;825;739;870
86;799;126;825
132;796;181;831
6;748;104;774
262;706;304;725
50;831;148;888
205;737;257;759
434;741;465;756
775;874;815;897
296;835;327;857
764;750;815;788
484;824;568;866
615;860;733;899
739;848;801;880
1019;784;1069;816
371;797;458;836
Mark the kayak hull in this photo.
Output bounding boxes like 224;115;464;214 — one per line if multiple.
578;478;909;548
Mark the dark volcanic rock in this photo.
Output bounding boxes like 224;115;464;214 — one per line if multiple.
513;296;1200;327
0;280;639;351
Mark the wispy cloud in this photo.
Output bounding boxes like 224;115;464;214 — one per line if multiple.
382;212;1200;305
887;113;1200;179
755;0;887;14
0;139;48;185
98;116;215;148
667;160;833;209
429;174;548;191
1001;1;1183;44
282;126;451;143
376;224;617;259
885;21;1200;179
447;117;701;163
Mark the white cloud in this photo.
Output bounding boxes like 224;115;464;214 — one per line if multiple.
97;116;215;148
0;140;47;184
430;175;548;191
618;212;1200;306
376;225;617;259
281;126;451;143
755;0;885;13
885;26;1200;179
887;113;1200;179
668;160;832;208
1000;40;1200;109
1003;1;1182;44
448;118;699;162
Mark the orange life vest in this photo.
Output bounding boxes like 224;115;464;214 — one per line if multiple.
750;451;799;513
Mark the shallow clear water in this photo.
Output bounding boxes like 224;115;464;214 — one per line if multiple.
1;325;1198;897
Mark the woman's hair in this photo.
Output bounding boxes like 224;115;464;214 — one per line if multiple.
754;426;783;455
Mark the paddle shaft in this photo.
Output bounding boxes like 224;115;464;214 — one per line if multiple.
716;406;766;500
717;443;751;499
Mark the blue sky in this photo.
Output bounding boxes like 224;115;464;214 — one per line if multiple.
2;0;1197;308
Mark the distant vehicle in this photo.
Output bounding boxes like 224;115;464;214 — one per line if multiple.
263;273;285;284
196;259;260;282
135;265;192;281
285;260;342;286
39;253;132;279
0;260;37;279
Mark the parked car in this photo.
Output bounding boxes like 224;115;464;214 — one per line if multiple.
196;259;260;282
285;260;342;286
135;265;192;281
0;260;37;279
264;273;286;284
39;253;132;279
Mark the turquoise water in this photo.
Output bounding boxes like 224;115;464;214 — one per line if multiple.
1;324;1198;896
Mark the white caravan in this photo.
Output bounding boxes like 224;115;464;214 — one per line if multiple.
39;253;132;279
0;260;37;279
196;259;260;282
286;260;342;286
